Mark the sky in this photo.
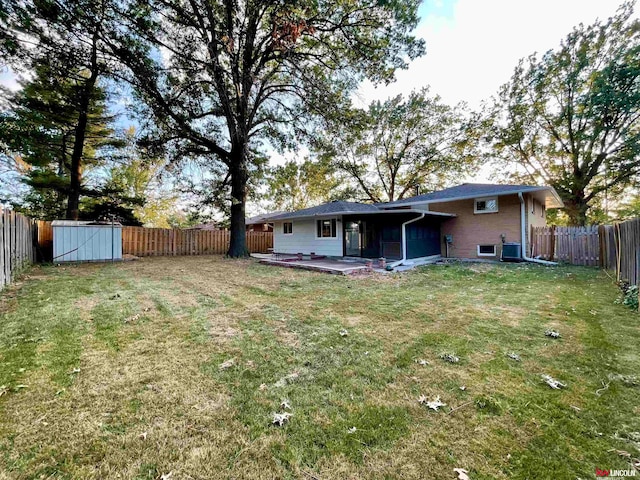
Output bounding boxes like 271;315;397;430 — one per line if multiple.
355;0;628;109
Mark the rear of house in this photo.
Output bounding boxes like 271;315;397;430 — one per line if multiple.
271;184;562;263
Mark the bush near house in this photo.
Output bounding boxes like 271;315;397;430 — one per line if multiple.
0;257;638;479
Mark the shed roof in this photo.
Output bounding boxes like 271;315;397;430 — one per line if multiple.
52;220;122;227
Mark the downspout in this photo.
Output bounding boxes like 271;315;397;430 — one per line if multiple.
389;213;425;267
518;192;557;266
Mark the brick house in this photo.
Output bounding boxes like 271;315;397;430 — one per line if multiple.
269;184;563;262
245;211;286;232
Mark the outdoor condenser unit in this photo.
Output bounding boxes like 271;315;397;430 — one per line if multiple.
501;242;522;262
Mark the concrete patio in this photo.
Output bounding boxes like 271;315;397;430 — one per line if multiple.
252;254;374;275
252;253;442;275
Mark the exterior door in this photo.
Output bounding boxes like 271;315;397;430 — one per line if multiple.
344;221;361;256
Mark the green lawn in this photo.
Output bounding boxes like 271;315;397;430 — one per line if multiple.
0;257;638;479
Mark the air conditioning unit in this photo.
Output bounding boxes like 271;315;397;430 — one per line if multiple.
501;242;522;262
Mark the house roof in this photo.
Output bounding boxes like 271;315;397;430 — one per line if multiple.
246;211;286;225
380;183;564;208
269;201;457;221
265;183;563;222
269;201;380;220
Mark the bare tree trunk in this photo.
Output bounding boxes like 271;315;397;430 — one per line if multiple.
562;193;590;226
227;145;248;257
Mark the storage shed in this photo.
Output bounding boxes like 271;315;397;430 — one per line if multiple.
52;220;122;262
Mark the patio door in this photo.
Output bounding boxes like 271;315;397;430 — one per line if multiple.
344;220;380;257
344;221;361;256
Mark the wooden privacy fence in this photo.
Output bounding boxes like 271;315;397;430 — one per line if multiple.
531;219;640;285
611;219;640;286
0;209;36;289
35;220;53;261
530;225;600;266
121;227;273;256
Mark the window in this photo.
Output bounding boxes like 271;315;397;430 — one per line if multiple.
531;199;536;214
474;197;498;214
283;222;293;235
477;245;496;256
316;219;337;238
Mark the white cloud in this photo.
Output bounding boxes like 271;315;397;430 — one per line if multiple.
356;0;632;109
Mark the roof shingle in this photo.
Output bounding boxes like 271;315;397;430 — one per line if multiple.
382;183;548;206
269;201;379;220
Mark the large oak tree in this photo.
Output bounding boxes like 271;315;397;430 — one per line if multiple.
488;2;640;225
106;0;424;256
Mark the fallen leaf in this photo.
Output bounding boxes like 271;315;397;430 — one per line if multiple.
454;467;470;480
439;352;460;363
219;358;235;370
609;449;631;458
272;411;292;426
544;329;561;339
542;374;566;389
419;395;446;411
258;383;268;391
415;359;429;366
139;431;148;440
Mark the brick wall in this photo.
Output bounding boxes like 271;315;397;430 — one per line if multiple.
431;194;526;259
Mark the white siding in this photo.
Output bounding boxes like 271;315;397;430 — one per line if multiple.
273;217;343;256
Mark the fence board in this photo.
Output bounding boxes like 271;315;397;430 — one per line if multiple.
118;227;272;256
0;208;36;290
531;225;600;266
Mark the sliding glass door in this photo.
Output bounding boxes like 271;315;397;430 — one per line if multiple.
344;221;361;256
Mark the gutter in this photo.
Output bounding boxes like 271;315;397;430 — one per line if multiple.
518;192;557;266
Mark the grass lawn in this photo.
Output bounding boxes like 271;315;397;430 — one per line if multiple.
0;257;639;479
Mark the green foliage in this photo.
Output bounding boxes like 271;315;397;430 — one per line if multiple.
1;0;126;219
108;0;425;255
315;87;477;203
0;58;124;220
616;282;639;311
265;158;352;211
488;2;640;226
615;191;640;221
